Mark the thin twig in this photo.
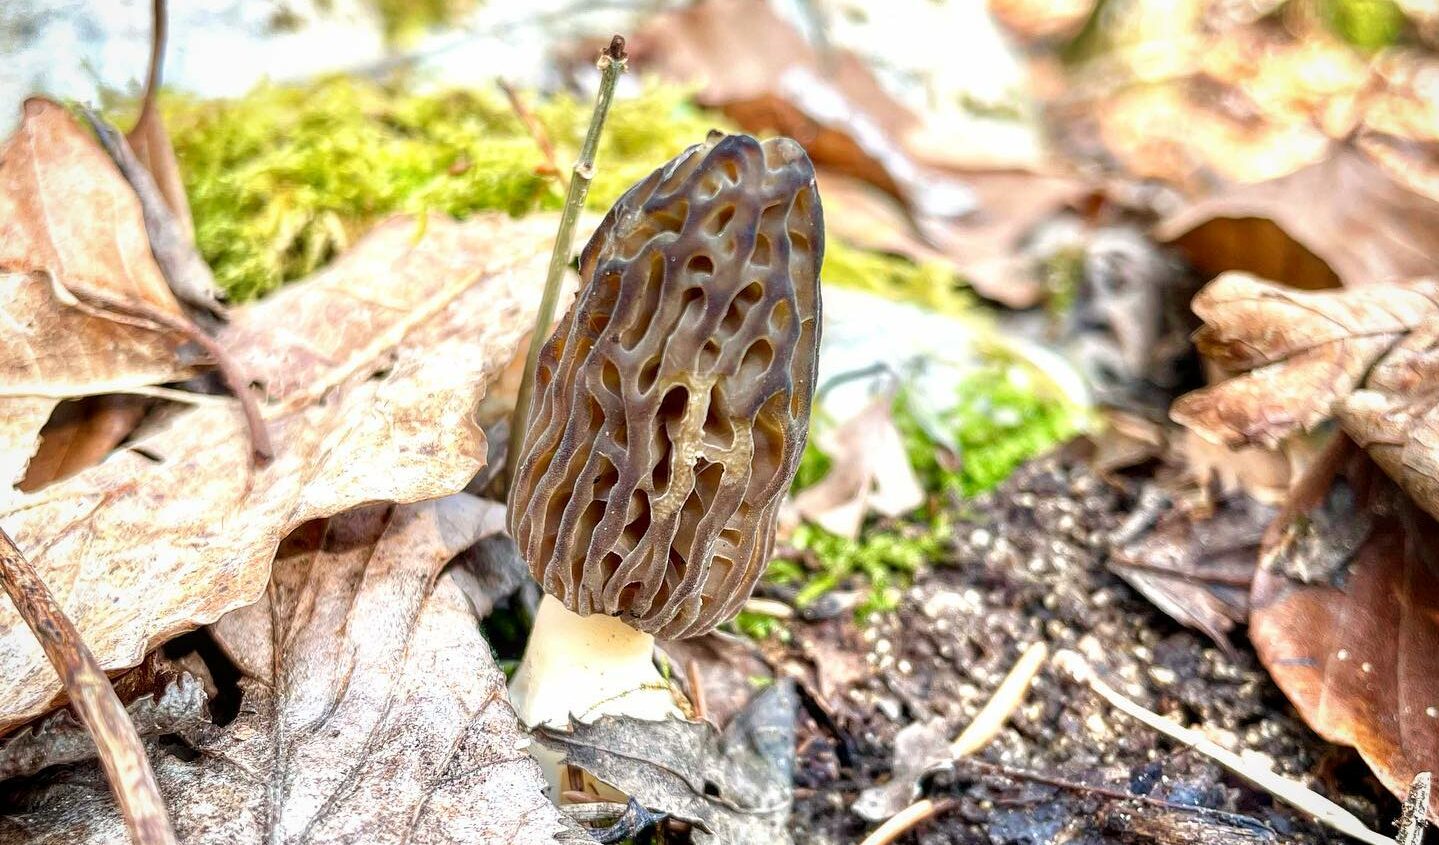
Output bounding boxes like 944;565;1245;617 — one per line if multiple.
1056;650;1395;845
0;527;176;845
505;35;627;485
858;798;956;845
67;284;272;464
499;79;568;192
1396;772;1430;845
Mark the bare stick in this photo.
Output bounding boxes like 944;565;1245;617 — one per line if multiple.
1056;650;1395;845
69;284;273;464
499;79;568;192
0;527;176;845
858;798;956;845
506;35;627;483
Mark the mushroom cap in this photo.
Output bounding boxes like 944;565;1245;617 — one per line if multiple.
508;133;823;639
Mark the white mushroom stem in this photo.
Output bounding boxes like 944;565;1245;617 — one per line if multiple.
509;593;682;797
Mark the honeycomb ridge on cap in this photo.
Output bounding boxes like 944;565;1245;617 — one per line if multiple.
508;133;824;639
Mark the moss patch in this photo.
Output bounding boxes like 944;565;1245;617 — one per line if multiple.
749;360;1084;637
151;77;729;300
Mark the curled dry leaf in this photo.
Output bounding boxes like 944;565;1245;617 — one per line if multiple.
1157;147;1439;290
0;213;556;732
0;98;191;492
1251;441;1439;822
536;680;797;844
1172;272;1439;520
18;396;149;491
1110;493;1273;653
0;495;587;844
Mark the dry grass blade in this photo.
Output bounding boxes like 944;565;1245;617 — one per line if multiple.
0;526;174;845
857;798;956;845
1056;650;1395;845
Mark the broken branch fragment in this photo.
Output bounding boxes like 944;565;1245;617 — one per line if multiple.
0;527;175;845
507;131;823;789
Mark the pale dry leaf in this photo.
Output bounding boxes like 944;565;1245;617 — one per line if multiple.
0;99;193;492
1171;272;1439;449
0;495;586;844
0;212;556;732
1252;441;1439;823
537;680;797;844
790;391;924;538
0;98;182;314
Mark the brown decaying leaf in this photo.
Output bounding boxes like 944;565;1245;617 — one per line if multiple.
790;391;924;538
1251;440;1439;823
0;495;587;844
0;99;193;492
1172;272;1439;521
0;671;208;781
1157;147;1439;290
818;168;1089;309
1110;493;1271;653
0;212;556;733
624;0;977;219
18;396;148;492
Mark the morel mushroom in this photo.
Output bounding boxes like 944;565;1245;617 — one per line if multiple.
508;133;822;757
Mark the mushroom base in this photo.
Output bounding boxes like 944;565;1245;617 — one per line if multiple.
508;593;683;797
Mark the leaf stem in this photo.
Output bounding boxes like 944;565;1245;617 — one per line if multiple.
507;35;627;485
0;526;176;845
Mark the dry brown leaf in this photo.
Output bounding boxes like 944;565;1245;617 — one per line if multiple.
1252;440;1439;823
0;495;586;844
18;396;148;492
0;98;183;316
1111;493;1271;653
818;169;1089;308
125;0;193;238
0;213;556;733
0;99;192;492
1054;21;1370;194
790;392;924;538
624;0;976;219
1157;147;1439;290
1172;272;1439;521
1171;272;1433;444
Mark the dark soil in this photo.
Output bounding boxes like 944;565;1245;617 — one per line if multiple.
777;449;1396;845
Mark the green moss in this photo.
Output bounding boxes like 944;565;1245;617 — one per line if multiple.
150;77;729;300
1321;0;1405;50
370;0;481;46
821;239;974;318
898;361;1084;498
758;360;1082;631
